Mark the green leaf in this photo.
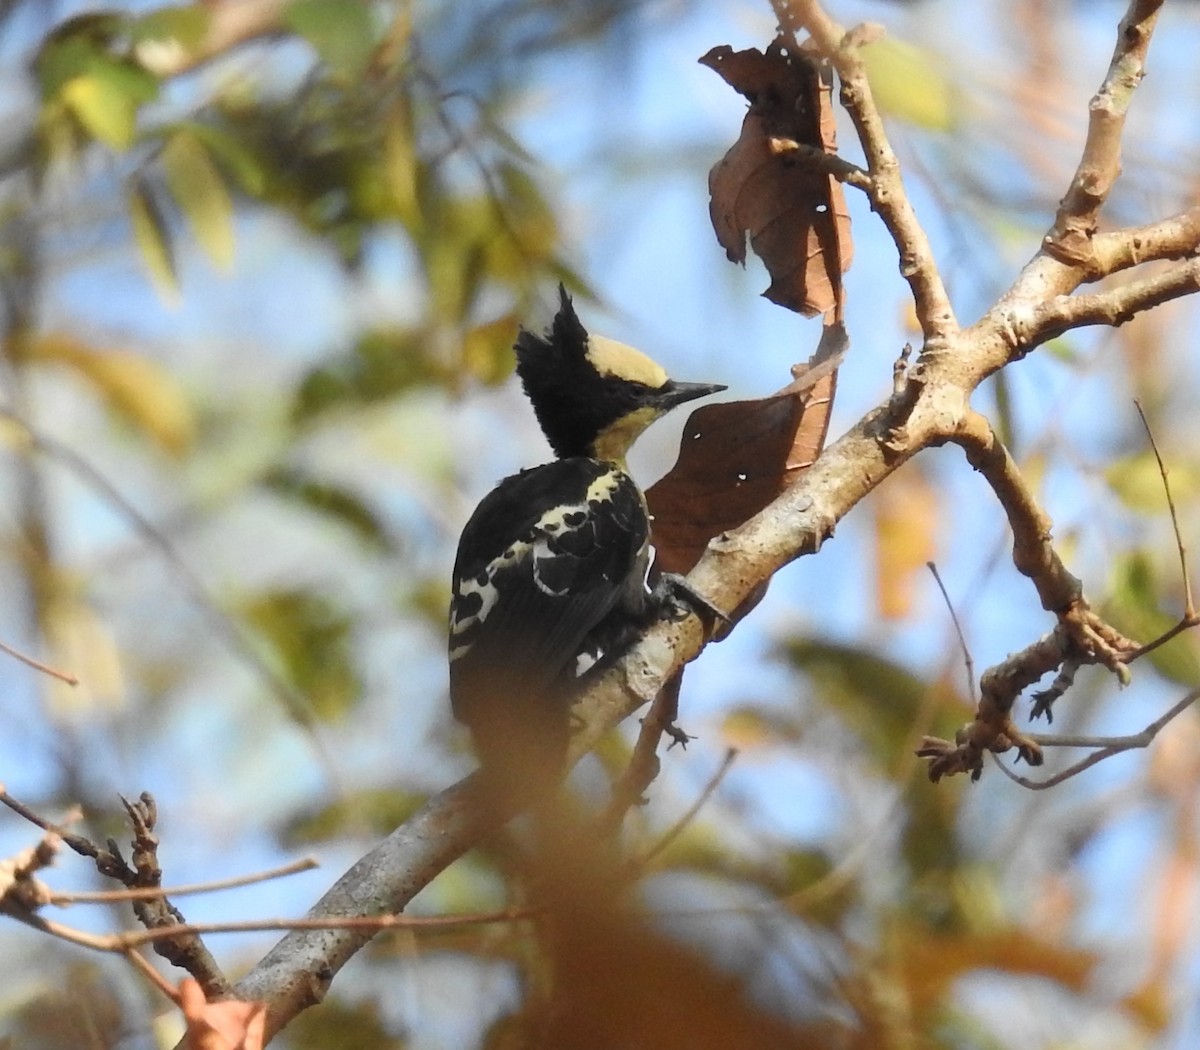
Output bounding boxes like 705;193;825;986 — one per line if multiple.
283;787;428;844
181;122;268;196
35;14;125;96
861;37;956;131
60;70;137;149
161;129;235;269
1106;451;1200;514
284;0;376;79
1104;552;1200;686
291;326;445;422
51;43;159;150
261;468;394;552
781;638;964;769
243;589;361;721
383;101;421;230
91;55;159;104
127;178;179;300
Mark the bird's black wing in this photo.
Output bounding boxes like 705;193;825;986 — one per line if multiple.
448;458;649;767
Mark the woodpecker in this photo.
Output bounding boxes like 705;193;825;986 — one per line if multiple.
448;286;725;789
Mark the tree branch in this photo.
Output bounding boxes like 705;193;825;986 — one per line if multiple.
951;411;1081;615
1026;258;1200;343
996;686;1200;790
778;1;958;346
1046;0;1165;263
966;0;1176;375
1089;207;1200;277
234;777;496;1039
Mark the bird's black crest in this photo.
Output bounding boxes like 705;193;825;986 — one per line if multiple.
530;284;588;363
514;285;628;458
514;285;590;392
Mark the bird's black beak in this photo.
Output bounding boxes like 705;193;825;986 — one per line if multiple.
658;380;727;410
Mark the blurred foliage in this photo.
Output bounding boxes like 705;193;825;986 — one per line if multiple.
282;993;408;1049
1;959;125;1050
0;1;1198;1050
283;787;430;845
861;36;956;131
241;587;360;722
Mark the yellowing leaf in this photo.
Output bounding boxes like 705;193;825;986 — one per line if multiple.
32;333;195;455
127;179;179;301
873;468;939;620
161;129;235;269
861;38;955;131
44;592;125;717
61;73;138;149
54;50;157;150
463;314;518;385
384;103;420;230
720;706;796;750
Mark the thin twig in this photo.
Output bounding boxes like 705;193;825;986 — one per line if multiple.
50;858;320;906
1046;0;1165;259
767;138;872;190
1125;616;1200;662
1134;398;1194;616
1026;258;1200;345
927;561;976;702
600;670;691;836
952;410;1083;614
1089;207;1200;278
0;638;78;685
124;947;179;999
2;904;536;956
0;791;98;860
993;686;1200;790
633;749;738;869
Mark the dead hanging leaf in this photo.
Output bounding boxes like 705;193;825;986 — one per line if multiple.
701;37;852;317
647;325;844;590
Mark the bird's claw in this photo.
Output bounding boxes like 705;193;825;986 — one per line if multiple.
653;573;728;626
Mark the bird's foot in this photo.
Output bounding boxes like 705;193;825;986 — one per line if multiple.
652;573;728;627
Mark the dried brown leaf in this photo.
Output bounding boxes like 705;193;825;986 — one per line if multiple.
647;327;844;581
701;38;853;316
